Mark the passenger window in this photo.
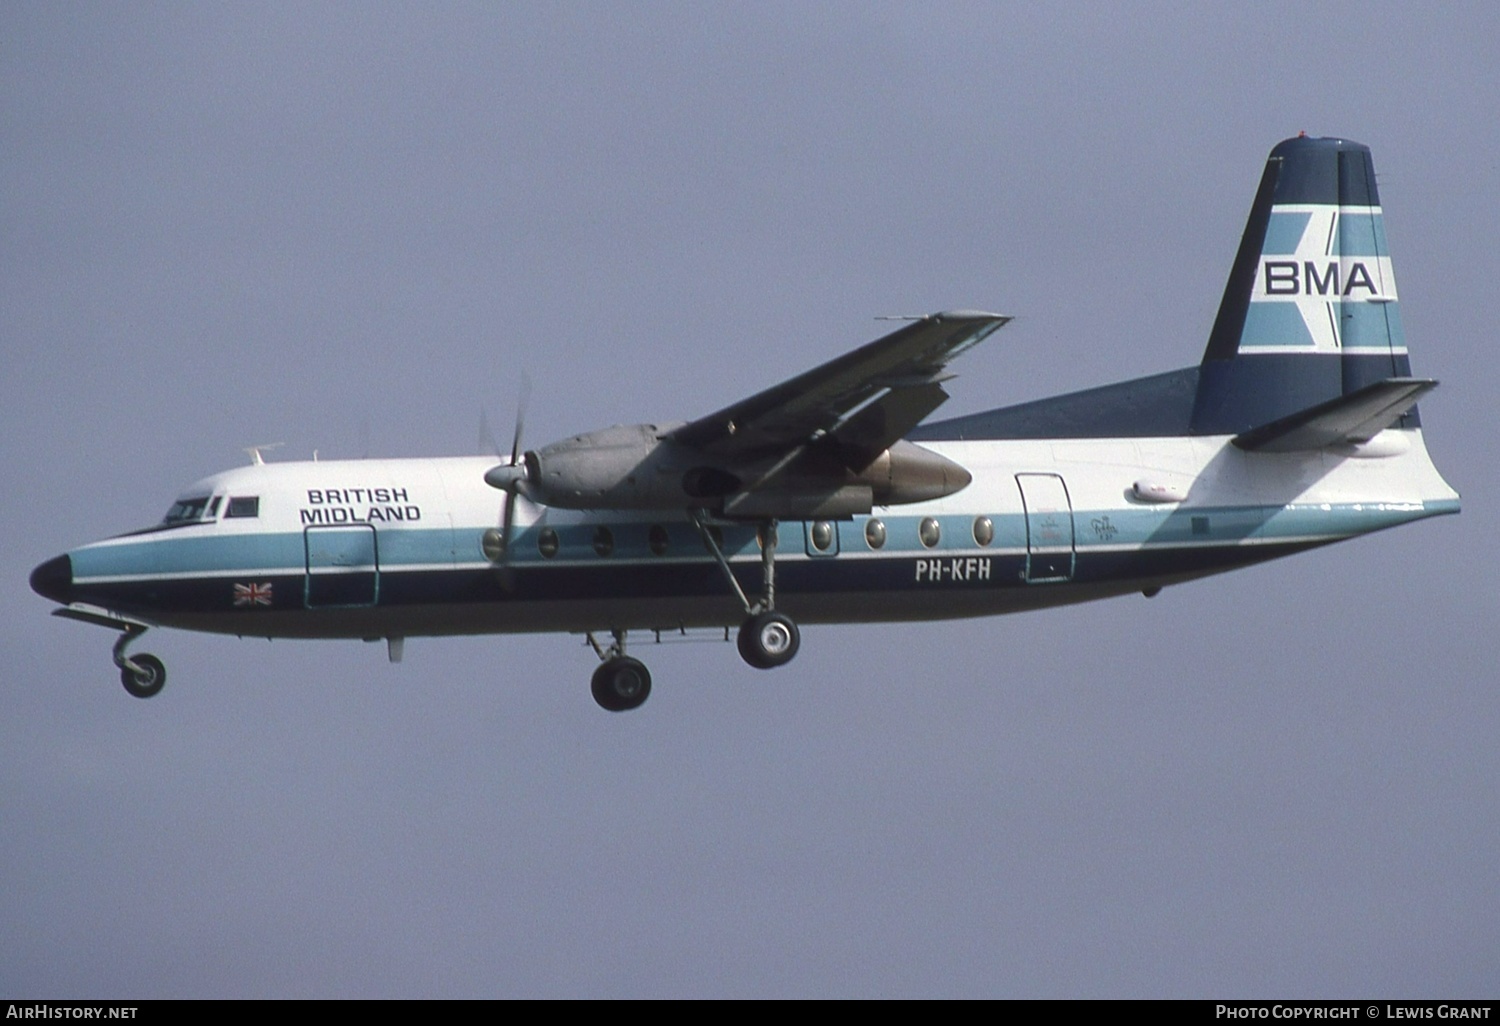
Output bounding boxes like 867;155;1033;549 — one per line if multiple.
225;496;260;519
537;527;560;558
481;528;505;562
919;517;941;548
593;526;615;557
972;516;994;547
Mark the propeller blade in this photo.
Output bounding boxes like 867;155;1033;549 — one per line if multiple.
510;374;531;466
498;487;519;589
479;406;499;457
484;376;533;592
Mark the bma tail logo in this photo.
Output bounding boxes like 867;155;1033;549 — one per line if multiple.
1241;204;1403;353
1262;260;1379;298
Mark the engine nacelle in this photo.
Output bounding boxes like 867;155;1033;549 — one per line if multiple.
721;441;970;517
505;424;972;517
524;423;698;509
857;440;972;505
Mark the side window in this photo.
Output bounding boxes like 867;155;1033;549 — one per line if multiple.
649;525;670;556
162;496;211;524
225;496;261;518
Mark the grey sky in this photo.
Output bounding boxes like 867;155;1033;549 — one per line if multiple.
3;2;1496;997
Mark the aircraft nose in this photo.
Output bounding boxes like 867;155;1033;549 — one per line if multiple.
30;554;73;604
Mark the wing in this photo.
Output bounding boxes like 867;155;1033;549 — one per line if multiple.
667;310;1010;463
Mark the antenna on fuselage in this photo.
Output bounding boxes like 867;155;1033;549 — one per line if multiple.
243;442;284;466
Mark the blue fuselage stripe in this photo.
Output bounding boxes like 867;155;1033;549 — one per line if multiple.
62;499;1456;635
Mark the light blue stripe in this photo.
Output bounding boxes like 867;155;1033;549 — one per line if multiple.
1262;211;1311;255
1240;302;1315;348
1336;212;1388;257
377;527;461;565
1340;300;1403;351
73;533;305;578
72;501;1453;579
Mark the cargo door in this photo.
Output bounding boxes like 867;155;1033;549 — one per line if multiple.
304;524;379;607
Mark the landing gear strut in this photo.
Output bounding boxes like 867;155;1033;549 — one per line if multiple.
691;512;802;671
585;629;651;712
113;624;166;699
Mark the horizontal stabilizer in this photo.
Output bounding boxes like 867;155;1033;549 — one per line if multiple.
1231;377;1435;452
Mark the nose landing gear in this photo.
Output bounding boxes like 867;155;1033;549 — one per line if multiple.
119;652;166;699
113;623;165;699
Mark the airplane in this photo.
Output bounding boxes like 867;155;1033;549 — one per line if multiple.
30;135;1460;711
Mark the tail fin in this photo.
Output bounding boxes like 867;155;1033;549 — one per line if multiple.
1192;135;1416;435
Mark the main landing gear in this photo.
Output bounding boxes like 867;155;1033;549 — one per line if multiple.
582;514;802;711
114;624;166;699
737;610;800;669
586;629;651;712
691;512;802;670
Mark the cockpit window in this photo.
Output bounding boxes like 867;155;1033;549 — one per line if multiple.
162;496;214;524
225;496;260;518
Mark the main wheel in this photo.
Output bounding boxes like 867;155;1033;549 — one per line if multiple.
737;611;800;670
120;653;166;699
591;656;652;712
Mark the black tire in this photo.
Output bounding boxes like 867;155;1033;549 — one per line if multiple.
591;656;652;712
737;612;800;670
120;653;166;699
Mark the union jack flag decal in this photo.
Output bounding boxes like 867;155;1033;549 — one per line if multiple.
233;582;274;607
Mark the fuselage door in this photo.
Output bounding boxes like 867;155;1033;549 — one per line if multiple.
1016;473;1075;583
304;524;379;607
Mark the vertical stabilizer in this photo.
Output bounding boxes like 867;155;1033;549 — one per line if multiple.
1192;136;1414;435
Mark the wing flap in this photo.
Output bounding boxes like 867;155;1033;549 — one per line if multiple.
667;311;1009;460
1231;378;1436;452
826;381;952;465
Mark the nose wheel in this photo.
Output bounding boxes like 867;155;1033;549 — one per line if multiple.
119;653;166;699
112;624;166;698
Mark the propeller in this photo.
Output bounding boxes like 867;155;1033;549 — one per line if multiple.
482;379;532;586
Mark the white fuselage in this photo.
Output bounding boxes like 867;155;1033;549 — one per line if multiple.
53;431;1458;642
